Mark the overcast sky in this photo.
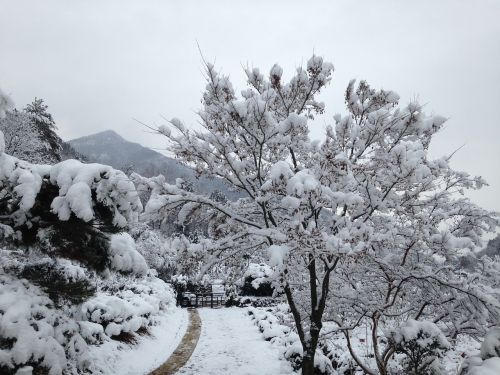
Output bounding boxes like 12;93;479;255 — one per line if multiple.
1;0;499;214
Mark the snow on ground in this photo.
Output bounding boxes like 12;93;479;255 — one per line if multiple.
177;308;293;375
89;307;188;375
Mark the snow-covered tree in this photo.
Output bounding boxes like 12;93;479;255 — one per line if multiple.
0;147;145;295
142;56;498;374
386;320;450;374
24;98;63;162
0;98;63;164
0;88;13;120
130;222;177;280
0;88;14;154
0;110;46;163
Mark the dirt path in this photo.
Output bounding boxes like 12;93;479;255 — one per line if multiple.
149;308;202;375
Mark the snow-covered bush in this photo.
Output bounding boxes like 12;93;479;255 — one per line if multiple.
387;320;450;375
228;296;278;308
240;263;274;297
0;265;91;375
460;327;500;375
0;153;142;267
19;256;96;304
0;251;175;375
0;156;141;231
248;305;334;375
80;274;175;338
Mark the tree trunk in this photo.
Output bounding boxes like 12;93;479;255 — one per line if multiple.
302;354;315;375
284;256;336;375
302;321;322;375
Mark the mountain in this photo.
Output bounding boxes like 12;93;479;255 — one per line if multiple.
68;130;241;199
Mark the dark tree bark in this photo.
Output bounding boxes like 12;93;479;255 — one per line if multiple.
284;256;337;375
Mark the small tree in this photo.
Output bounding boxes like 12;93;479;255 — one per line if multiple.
0;98;63;164
387;320;450;375
24;97;63;162
143;56;497;374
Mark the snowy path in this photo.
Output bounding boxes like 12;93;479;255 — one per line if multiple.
151;308;202;375
89;308;188;375
176;308;291;375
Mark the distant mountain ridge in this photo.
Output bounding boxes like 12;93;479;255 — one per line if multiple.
68;130;240;199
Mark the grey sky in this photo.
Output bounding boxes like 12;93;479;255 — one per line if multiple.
1;0;499;214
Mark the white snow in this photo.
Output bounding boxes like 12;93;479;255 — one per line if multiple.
269;161;293;182
480;327;500;359
468;357;500;375
0;154;142;227
268;245;290;267
270;64;283;79
244;263;273;289
177;308;291;375
286;170;320;196
89;307;188;375
109;233;148;275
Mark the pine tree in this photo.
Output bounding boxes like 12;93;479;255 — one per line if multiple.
24;98;63;163
0;98;63;164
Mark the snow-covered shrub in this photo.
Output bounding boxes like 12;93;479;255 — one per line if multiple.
0;154;142;259
241;263;274;297
319;339;358;375
20;257;96;304
248;305;334;374
0;253;176;375
80;274;175;338
0;271;91;375
387;320;450;375
228;296;278;308
459;327;500;375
